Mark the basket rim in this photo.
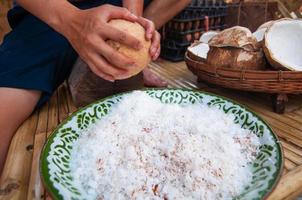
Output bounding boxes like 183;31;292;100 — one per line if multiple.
185;51;302;94
185;52;302;80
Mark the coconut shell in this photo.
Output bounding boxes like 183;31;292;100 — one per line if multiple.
208;26;259;51
257;20;275;31
257;18;291;30
262;46;287;71
207;47;266;70
107;19;151;79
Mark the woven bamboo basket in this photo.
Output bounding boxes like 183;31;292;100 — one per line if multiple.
185;52;302;113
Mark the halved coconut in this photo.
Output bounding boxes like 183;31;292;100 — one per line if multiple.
187;41;210;62
207;47;266;70
199;31;218;44
208;26;259;51
263;19;302;71
254;18;292;43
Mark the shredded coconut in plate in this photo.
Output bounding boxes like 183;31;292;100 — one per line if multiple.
70;91;260;200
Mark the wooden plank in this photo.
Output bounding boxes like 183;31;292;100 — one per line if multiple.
149;68;182;88
27;132;47;200
150;64;198;89
44;92;59;200
283;148;302;166
284;159;297;171
27;103;49;200
293;109;302;117
57;85;69;123
282;168;288;175
267;165;302;200
153;62;201;87
0;112;38;200
152;61;197;82
65;83;77;114
47;92;59;137
276;0;293;18
281;140;302;157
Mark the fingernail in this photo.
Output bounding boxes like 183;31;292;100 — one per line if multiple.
147;33;152;39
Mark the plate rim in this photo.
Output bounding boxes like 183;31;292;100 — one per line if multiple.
39;88;284;200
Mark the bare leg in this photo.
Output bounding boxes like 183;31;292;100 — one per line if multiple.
144;0;192;29
142;0;191;87
0;88;41;176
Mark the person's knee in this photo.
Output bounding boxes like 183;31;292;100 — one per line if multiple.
0;88;41;131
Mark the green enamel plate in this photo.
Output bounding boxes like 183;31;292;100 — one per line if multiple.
40;88;283;200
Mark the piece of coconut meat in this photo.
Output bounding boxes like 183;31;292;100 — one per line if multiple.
188;43;210;60
199;31;218;43
253;28;266;42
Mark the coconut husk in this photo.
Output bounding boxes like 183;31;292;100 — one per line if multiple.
107;19;151;79
207;47;266;70
68;58;144;107
208;26;259;51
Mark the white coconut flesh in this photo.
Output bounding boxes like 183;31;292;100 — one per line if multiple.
257;18;291;30
253;28;266;42
199;31;218;43
265;20;302;70
188;43;210;60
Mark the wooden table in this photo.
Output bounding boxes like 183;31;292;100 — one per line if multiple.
1;59;302;200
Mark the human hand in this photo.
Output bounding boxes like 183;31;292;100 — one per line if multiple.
136;17;161;61
61;5;144;81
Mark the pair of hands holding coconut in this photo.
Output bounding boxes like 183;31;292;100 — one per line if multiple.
62;4;160;81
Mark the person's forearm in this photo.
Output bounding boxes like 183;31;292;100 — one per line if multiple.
144;0;191;29
16;0;79;34
123;0;143;16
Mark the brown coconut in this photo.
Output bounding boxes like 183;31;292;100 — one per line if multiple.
207;26;266;70
208;26;259;51
263;19;302;71
107;19;151;79
207;47;266;70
